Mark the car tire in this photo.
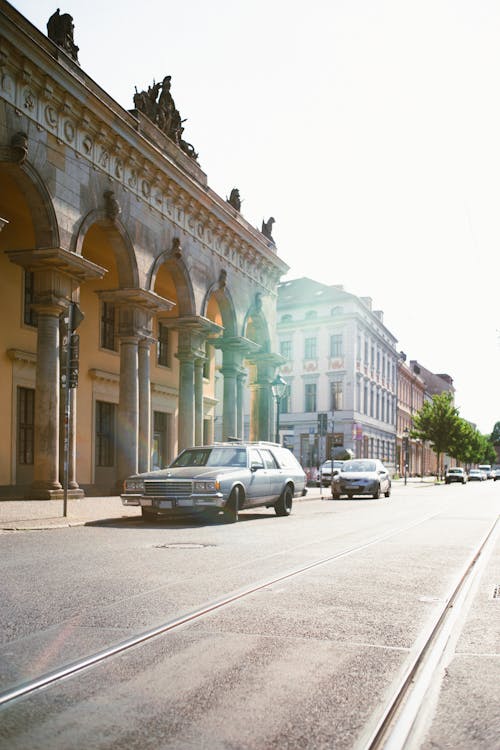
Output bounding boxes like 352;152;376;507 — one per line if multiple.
141;507;157;522
347;493;353;499
223;486;240;523
384;486;391;497
331;493;340;500
275;484;293;516
372;485;381;499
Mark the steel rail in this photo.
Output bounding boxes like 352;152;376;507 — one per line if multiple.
359;515;499;750
0;512;440;708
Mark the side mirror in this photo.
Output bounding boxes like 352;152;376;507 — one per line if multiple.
251;461;264;472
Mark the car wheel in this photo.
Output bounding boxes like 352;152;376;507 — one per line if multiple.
331;493;340;500
223;486;241;523
372;485;381;499
141;507;157;522
275;484;293;516
384;486;391;497
347;493;353;499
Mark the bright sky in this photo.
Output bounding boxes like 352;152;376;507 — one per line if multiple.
11;0;500;434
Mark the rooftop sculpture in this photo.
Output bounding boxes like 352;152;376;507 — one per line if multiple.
133;76;198;161
47;9;79;62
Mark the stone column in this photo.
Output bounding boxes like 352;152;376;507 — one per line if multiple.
221;362;238;440
236;371;246;440
117;335;139;483
31;304;65;498
138;338;152;473
247;353;283;442
194;357;205;446
177;349;195;452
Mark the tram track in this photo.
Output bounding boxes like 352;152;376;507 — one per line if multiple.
360;515;499;749
0;511;441;709
1;509;497;750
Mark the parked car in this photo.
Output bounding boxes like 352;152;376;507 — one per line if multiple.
468;469;486;481
331;459;391;499
317;459;345;487
492;467;500;481
478;464;492;479
121;442;307;522
445;467;467;484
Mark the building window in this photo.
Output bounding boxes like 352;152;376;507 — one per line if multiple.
152;411;170;470
331;380;344;411
304;383;317;412
100;302;116;351
23;271;37;327
330;334;343;357
157;322;170;367
280;340;292;361
17;387;34;464
304;337;317;359
305;310;317;320
96;401;115;467
281;314;293;323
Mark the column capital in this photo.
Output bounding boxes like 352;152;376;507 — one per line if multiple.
7;247;106;283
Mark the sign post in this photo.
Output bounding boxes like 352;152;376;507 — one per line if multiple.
61;302;84;516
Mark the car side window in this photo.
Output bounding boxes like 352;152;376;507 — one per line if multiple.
259;449;278;470
249;448;264;467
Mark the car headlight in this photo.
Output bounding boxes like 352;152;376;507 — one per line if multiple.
193;480;219;492
124;478;145;492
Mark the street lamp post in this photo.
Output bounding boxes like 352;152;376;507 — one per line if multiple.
271;374;288;444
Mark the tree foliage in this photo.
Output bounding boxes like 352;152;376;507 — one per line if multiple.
489;421;500;446
411;392;461;470
411;392;497;470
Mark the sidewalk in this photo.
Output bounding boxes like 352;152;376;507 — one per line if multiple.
0;481;435;531
0;496;141;531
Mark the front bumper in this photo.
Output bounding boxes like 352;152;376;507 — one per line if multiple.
121;493;225;512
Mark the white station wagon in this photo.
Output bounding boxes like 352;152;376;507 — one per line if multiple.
121;442;307;522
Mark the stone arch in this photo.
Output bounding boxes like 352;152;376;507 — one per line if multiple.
0;160;59;248
148;251;196;316
243;293;271;352
73;209;138;288
201;280;237;337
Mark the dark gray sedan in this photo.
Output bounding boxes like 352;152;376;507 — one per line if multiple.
331;459;391;499
121;442;307;522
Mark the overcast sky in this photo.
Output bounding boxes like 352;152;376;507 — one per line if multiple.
11;0;500;434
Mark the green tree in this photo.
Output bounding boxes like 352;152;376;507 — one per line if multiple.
411;392;461;477
489;421;500;446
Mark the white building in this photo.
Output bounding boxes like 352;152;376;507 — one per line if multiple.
276;278;398;477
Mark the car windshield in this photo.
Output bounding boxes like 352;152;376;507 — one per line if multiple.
342;460;377;473
171;447;247;468
448;469;462;474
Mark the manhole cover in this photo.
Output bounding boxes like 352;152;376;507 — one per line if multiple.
154;542;212;549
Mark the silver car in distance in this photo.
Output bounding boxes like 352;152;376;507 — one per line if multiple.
331;459;391;499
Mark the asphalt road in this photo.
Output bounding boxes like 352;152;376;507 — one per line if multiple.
0;481;499;749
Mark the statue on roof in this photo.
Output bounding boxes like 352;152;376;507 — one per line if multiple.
133;75;198;161
227;188;242;211
47;9;79;62
261;216;275;242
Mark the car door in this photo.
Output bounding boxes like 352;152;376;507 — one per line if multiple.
258;448;283;502
245;448;271;506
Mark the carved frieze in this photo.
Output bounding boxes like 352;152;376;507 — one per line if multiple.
0;34;286;294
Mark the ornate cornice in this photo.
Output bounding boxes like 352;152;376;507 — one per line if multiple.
0;15;288;294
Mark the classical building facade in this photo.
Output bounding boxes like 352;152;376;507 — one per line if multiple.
0;3;288;497
275;278;398;477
